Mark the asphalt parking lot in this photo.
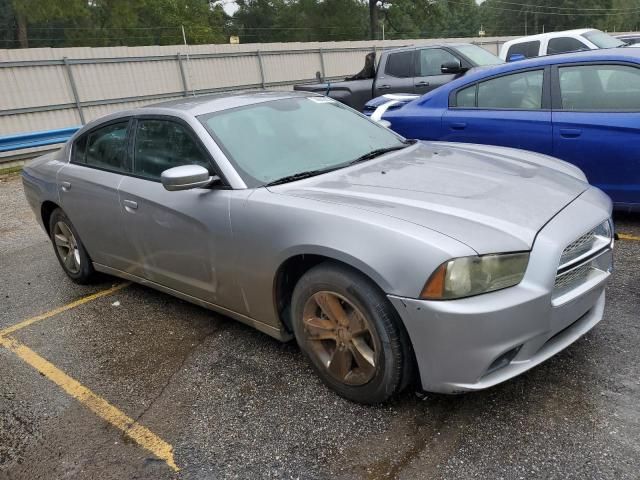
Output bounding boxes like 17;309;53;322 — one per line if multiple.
1;172;639;480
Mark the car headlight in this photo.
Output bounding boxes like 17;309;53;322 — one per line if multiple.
420;252;530;300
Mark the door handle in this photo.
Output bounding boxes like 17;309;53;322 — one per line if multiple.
123;199;138;211
450;122;467;130
378;85;391;90
61;181;71;191
559;128;582;138
416;81;430;87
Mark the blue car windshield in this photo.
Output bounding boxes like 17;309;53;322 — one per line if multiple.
455;44;504;66
199;97;406;187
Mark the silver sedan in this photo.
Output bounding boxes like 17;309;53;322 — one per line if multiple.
22;92;614;403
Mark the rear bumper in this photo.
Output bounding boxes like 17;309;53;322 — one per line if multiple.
390;187;613;394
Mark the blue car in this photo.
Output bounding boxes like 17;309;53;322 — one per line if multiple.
369;49;640;210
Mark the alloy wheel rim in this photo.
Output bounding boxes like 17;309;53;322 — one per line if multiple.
53;221;81;274
302;291;378;386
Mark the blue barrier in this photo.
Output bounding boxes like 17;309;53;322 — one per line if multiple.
0;126;81;153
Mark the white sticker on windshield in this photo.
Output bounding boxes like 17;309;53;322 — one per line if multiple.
307;97;336;104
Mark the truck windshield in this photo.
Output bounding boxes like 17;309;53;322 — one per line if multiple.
199;97;407;187
455;44;504;66
582;30;625;49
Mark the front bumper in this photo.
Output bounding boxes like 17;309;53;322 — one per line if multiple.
390;187;613;394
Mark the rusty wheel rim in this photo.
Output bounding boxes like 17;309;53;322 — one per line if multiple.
302;291;378;386
53;221;81;274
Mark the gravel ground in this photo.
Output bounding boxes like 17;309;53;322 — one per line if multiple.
1;173;639;479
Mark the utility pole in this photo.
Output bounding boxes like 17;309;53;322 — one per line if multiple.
524;10;528;36
369;0;378;40
181;25;195;97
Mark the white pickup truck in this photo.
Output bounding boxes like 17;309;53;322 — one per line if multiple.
499;29;625;61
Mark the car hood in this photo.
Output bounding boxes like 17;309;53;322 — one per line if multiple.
269;142;589;254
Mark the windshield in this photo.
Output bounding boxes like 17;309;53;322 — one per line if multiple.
199;97;406;187
582;30;625;48
455;44;504;66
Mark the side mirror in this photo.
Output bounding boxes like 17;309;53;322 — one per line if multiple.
508;53;526;62
441;60;462;74
161;165;216;191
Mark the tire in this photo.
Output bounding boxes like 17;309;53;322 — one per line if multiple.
291;262;413;404
49;208;95;284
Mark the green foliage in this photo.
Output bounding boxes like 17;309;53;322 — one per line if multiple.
2;0;638;48
4;0;228;48
233;0;368;42
478;0;636;37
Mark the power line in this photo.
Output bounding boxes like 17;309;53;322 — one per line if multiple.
463;0;640;15
484;0;640;12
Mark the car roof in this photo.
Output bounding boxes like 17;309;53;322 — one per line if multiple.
504;29;596;44
380;43;476;53
141;90;315;116
463;47;640;79
413;46;640;104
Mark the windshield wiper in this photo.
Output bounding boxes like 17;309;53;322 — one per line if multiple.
264;166;343;186
348;140;416;166
265;140;416;187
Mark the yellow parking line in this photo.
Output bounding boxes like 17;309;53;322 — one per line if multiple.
0;335;179;472
618;233;640;241
0;283;130;338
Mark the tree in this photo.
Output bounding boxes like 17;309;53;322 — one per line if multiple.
9;0;88;48
5;0;228;48
479;0;617;37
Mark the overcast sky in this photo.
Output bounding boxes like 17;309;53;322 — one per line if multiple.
219;0;239;15
219;1;485;16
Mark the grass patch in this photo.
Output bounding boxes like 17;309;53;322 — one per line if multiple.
0;165;23;176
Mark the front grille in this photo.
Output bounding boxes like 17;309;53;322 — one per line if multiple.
558;220;611;269
554;219;612;296
554;263;592;291
560;231;596;265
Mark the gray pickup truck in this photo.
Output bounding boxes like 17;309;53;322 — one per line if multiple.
294;43;504;111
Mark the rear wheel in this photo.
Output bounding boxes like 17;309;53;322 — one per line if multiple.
49;208;95;284
291;262;412;404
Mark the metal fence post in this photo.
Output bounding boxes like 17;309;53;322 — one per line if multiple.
257;50;266;89
63;57;85;125
318;48;326;79
177;53;189;97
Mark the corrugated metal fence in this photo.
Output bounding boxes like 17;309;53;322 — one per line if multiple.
0;36;512;162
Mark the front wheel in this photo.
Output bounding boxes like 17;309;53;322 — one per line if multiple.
291;263;413;404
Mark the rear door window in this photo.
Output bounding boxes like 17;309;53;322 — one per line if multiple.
547;37;589;55
385;51;415;78
82;122;129;173
133;119;212;180
506;41;540;59
558;64;640;111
